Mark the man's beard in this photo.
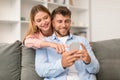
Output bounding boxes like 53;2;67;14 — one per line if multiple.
54;29;70;37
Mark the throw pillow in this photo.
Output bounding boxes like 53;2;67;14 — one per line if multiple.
21;46;43;80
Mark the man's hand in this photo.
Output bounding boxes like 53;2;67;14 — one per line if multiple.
80;43;91;64
61;50;81;68
61;43;91;69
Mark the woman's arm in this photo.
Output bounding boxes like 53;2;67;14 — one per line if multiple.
24;37;66;53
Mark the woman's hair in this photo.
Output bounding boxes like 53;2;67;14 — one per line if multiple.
23;4;51;42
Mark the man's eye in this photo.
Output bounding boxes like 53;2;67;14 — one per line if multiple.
65;20;71;23
57;20;62;23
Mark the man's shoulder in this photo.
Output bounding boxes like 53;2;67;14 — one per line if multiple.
72;35;86;40
71;35;89;44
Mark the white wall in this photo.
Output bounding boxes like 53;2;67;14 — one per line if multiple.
91;0;120;41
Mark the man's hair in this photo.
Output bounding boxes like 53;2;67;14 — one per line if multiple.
51;6;71;20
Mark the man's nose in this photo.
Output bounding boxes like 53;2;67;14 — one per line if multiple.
61;22;66;27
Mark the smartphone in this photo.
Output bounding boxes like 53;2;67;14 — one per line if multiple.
69;42;80;50
69;42;82;59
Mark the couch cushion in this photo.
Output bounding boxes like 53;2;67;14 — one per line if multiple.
21;46;43;80
92;38;120;80
0;40;21;80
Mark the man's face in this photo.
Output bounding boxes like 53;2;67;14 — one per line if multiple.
52;14;71;37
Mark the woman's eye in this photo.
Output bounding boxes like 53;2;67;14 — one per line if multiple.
44;16;48;19
36;19;41;22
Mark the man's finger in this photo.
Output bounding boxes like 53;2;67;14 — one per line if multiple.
80;43;86;50
69;50;78;55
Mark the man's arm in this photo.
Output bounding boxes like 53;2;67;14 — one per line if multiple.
35;48;65;78
82;39;100;74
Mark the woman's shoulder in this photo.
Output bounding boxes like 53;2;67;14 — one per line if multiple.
26;32;44;39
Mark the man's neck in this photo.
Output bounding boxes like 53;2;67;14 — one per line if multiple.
57;36;68;44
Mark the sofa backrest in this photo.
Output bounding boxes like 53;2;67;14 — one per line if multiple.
92;38;120;80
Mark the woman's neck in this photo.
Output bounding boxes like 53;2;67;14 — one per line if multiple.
41;28;53;37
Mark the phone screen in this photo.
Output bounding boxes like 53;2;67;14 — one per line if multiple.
69;42;80;50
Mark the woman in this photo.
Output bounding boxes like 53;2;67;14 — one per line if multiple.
23;4;65;53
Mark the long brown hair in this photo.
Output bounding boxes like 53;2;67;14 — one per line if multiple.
23;4;51;43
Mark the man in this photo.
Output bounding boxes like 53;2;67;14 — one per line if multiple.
35;6;99;80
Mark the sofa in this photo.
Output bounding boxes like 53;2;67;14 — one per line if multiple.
0;38;120;80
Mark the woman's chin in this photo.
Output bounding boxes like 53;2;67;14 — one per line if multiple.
43;28;50;32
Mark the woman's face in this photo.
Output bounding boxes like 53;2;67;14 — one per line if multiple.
34;11;51;32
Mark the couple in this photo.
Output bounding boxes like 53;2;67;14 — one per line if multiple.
24;4;99;80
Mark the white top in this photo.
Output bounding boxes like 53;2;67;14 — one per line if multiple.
67;65;79;80
58;36;79;80
58;36;68;44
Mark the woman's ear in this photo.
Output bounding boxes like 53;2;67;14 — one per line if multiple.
33;21;36;26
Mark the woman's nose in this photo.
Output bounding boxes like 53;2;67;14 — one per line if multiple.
41;20;46;26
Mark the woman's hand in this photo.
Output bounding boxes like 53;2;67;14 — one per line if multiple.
49;42;66;54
